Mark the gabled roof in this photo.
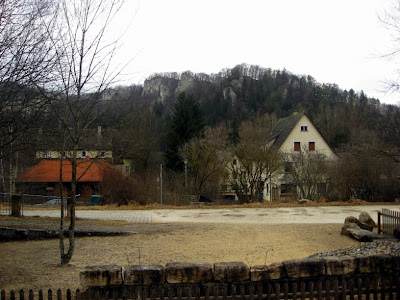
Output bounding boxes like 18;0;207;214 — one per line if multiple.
16;159;114;183
268;113;303;148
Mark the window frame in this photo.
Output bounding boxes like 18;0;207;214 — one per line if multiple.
300;126;308;132
294;142;301;151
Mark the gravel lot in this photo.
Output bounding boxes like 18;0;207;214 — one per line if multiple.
0;215;358;291
1;204;399;291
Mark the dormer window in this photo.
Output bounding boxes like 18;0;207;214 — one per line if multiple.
301;126;308;132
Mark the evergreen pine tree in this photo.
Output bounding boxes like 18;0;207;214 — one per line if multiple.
227;117;240;147
165;92;205;171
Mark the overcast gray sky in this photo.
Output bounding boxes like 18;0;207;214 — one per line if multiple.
114;0;399;105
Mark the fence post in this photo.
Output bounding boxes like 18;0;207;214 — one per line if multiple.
10;195;21;217
377;212;381;234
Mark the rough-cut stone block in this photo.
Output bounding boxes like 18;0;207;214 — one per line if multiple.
165;262;212;283
214;262;249;282
26;229;47;240
357;255;392;274
283;258;324;278
15;229;28;240
46;230;59;238
251;262;285;281
124;265;165;285
0;227;16;240
323;256;357;276
80;265;122;287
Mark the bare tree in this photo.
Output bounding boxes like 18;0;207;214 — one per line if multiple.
378;0;400;95
0;0;56;195
285;145;331;201
228;117;282;203
179;132;228;201
41;0;127;265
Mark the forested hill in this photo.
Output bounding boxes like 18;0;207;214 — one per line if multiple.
100;63;400;150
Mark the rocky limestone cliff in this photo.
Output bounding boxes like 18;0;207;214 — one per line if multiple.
142;71;242;104
175;72;195;94
142;76;179;103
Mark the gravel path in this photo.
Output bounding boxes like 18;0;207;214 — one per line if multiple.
13;204;400;224
309;240;400;257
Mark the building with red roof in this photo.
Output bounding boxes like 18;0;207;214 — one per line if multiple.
16;159;119;198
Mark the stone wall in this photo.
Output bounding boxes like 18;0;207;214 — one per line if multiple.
80;255;399;288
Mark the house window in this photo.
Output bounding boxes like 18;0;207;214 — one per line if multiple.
79;150;87;158
40;151;51;158
294;142;301;151
99;151;107;158
301;126;308;132
280;184;296;195
309;142;315;151
284;162;292;173
124;165;131;174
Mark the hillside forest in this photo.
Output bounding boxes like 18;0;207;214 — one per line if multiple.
3;64;400;204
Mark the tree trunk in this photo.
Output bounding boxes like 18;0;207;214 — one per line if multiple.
60;148;77;265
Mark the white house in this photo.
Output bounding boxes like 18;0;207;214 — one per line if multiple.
264;112;337;201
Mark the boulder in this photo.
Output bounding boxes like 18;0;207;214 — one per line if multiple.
341;223;360;236
124;265;165;285
346;228;382;242
359;212;376;227
344;216;373;231
214;262;249;282
165;262;212;284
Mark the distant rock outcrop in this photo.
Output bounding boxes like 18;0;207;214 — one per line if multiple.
142;76;179;103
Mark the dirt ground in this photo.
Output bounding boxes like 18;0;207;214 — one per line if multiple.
0;216;358;292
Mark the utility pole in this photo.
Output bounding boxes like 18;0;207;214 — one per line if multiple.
160;164;163;206
184;159;188;195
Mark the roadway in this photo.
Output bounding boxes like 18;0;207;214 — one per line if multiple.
11;204;399;224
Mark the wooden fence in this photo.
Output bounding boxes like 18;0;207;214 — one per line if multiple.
2;273;399;300
378;208;400;235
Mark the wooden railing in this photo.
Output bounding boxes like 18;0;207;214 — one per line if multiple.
378;208;400;235
2;273;399;300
